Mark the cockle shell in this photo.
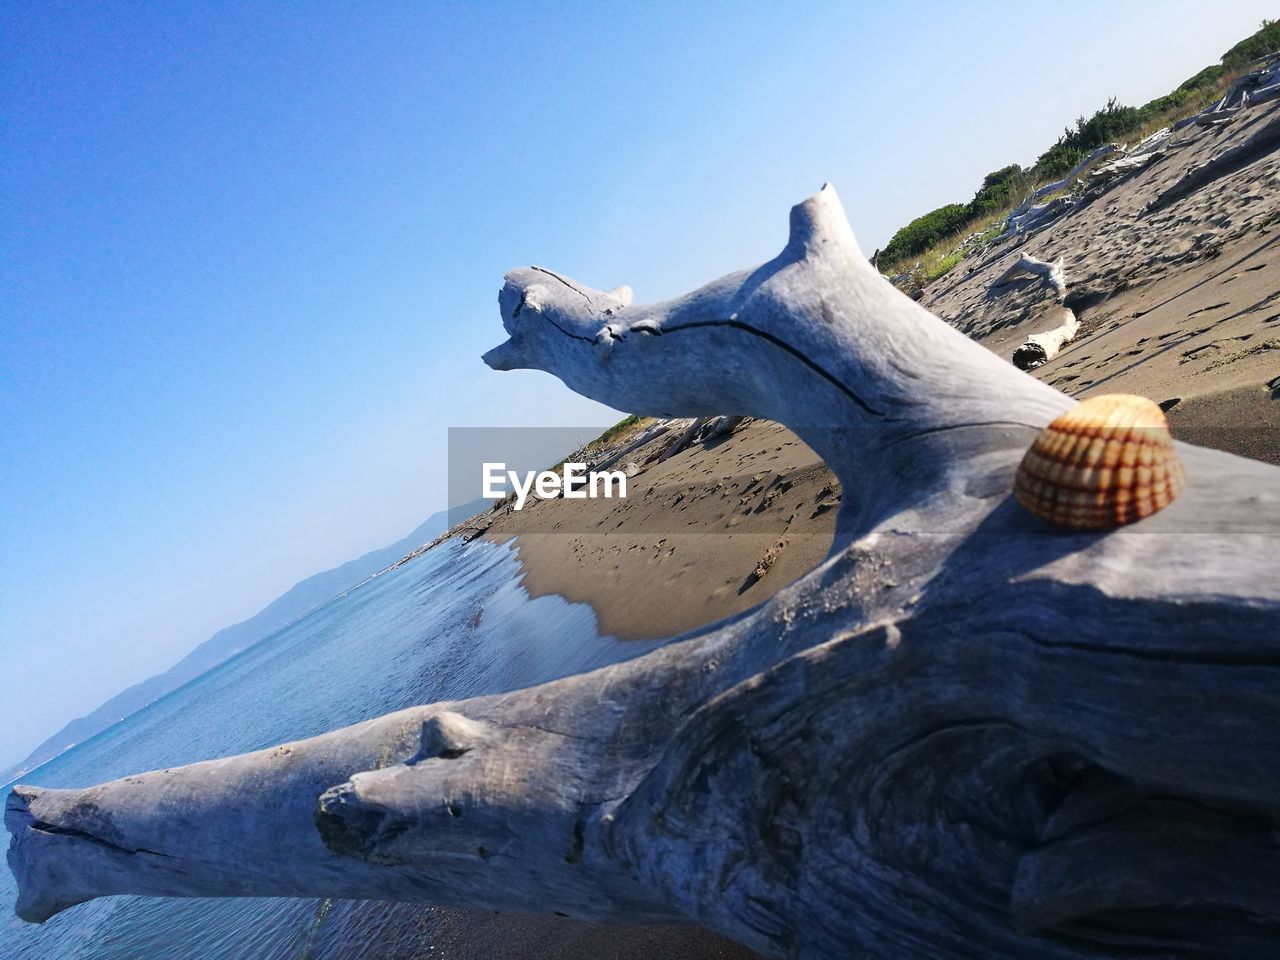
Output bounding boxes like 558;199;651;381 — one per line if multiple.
1015;394;1185;529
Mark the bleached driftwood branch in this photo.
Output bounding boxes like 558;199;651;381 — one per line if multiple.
992;252;1067;300
1008;144;1122;223
1011;306;1080;371
8;186;1280;959
991;253;1080;370
998;144;1123;238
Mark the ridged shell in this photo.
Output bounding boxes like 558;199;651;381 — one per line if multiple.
1015;394;1185;529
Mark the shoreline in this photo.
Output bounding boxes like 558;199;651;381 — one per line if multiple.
483;419;839;640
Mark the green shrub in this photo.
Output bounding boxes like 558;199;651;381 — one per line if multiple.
1140;65;1228;119
1030;98;1145;179
1139;88;1191;119
1222;19;1280;69
1031;141;1084;180
1178;63;1227;91
966;164;1025;220
879;203;971;265
593;414;640;446
1076;98;1144;145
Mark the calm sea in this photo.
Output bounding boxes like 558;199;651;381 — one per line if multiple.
0;538;669;959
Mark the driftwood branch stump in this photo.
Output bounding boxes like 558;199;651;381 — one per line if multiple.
7;186;1280;959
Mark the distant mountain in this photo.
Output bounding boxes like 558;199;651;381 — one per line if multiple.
1;501;487;786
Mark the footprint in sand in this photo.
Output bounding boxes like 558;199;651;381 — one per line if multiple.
1179;334;1253;363
1187;302;1230;318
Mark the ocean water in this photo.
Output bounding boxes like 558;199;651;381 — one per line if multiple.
1;538;667;959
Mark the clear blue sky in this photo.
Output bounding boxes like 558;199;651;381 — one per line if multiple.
2;0;1273;767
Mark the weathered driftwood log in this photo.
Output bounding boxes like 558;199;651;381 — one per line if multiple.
1196;108;1241;127
1012;307;1080;371
994;254;1080;371
588;419;671;473
1174;59;1280;132
8;186;1280;960
1008;144;1122;222
1088;143;1167;183
1005;195;1078;236
998;144;1123;239
705;414;745;439
1128;126;1173;156
657;416;711;463
656;415;745;463
992;252;1067;300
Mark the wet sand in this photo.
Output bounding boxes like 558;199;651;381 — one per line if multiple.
485;418;838;639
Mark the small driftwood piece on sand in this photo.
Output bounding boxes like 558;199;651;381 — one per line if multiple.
992;252;1067;300
8;186;1280;960
992;253;1080;370
1011;306;1080;371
